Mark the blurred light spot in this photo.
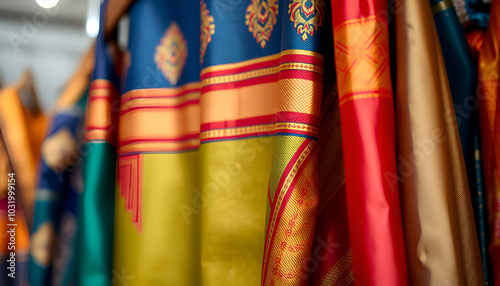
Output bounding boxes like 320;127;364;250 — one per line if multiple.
35;0;59;9
86;0;101;38
86;18;99;38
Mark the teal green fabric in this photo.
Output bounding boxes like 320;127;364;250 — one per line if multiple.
465;0;491;28
73;1;119;285
74;142;116;285
29;88;88;286
473;129;493;284
432;0;492;282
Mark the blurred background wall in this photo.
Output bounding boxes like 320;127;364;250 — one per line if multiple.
0;0;96;112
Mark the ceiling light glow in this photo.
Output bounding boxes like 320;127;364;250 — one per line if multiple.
35;0;59;9
86;19;99;38
86;0;101;38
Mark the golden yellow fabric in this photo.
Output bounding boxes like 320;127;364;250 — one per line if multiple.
394;1;484;284
200;138;273;285
261;45;324;284
113;152;201;285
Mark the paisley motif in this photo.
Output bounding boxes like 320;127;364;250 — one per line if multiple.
245;0;279;48
30;222;55;267
41;128;78;173
288;0;325;41
154;21;188;86
200;0;215;64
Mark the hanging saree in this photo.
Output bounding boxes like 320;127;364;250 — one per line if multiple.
395;0;484;284
328;0;408;285
432;0;476;185
478;0;500;283
74;1;120;285
465;28;495;284
0;84;46;223
432;1;491;283
0;83;46;286
29;90;88;286
27;27;94;286
261;0;354;285
111;0;202;284
75;0;499;285
81;0;354;284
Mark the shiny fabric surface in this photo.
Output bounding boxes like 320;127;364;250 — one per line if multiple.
70;0;497;285
395;0;484;284
432;0;476;181
103;0;354;284
74;1;119;285
465;27;494;284
261;0;324;283
330;1;408;285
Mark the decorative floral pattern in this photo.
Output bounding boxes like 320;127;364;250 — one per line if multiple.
41;128;78;173
200;0;215;64
288;0;325;41
154;21;188;86
30;222;55;267
245;0;279;48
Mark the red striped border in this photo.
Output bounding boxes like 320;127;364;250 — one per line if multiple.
85;79;120;145
338;88;393;102
118;133;200;147
200;115;276;131
121;87;201;104
276;111;320;127
119;99;200;116
118;145;200;156
118;154;143;232
279;69;323;83
201;73;279;92
201;58;280;80
200;131;275;144
280;54;325;68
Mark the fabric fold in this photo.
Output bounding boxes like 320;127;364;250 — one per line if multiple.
329;0;408;285
395;0;484;284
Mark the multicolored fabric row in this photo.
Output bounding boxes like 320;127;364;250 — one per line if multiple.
17;0;500;285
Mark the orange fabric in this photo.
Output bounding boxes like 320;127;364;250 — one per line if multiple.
466;29;485;60
0;86;46;219
201;84;280;123
0;85;46;264
84;80;120;144
478;0;500;282
334;15;393;106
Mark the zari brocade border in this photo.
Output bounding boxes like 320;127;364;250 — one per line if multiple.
331;1;408;285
